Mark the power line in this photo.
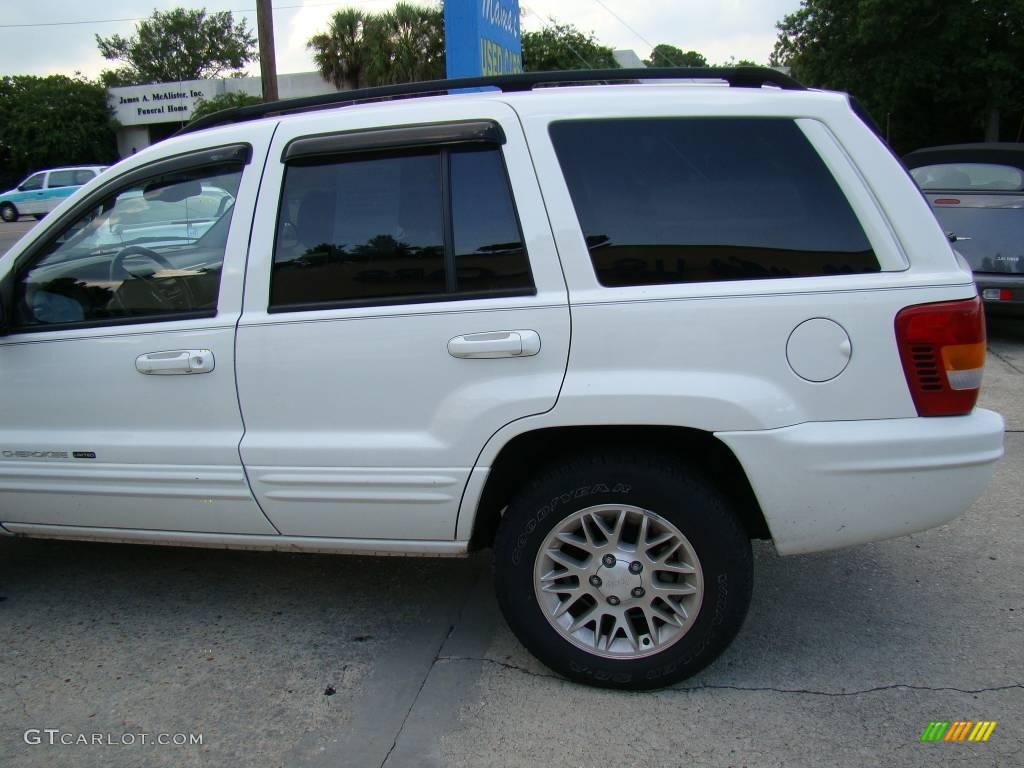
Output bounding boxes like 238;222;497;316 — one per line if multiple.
521;4;595;69
588;0;684;66
0;1;387;30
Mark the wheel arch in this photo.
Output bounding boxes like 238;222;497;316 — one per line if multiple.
466;424;770;551
0;200;19;221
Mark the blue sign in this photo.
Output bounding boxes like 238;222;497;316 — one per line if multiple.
444;0;523;79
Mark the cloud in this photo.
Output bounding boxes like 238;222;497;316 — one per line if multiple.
0;0;801;80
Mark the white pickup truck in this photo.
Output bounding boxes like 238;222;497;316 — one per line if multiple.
0;68;1004;689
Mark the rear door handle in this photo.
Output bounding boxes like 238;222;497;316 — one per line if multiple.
447;330;541;359
136;349;215;375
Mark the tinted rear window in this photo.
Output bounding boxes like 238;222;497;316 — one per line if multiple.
910;162;1024;192
549;118;878;286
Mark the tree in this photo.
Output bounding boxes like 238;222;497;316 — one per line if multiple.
308;8;370;91
190;91;263;122
0;75;117;187
309;3;444;90
645;44;707;68
365;3;446;85
771;0;1024;151
96;8;257;86
521;24;620;71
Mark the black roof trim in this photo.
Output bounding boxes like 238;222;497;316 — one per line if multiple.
282;119;505;163
176;67;805;136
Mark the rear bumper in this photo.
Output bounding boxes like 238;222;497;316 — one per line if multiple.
975;273;1024;315
716;409;1005;555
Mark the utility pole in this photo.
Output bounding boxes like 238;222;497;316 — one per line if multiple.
256;0;279;102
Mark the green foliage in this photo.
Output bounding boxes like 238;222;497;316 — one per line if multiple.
0;75;117;187
309;3;445;89
521;23;620;71
190;91;263;122
96;8;257;86
772;0;1024;151
645;44;707;68
309;7;622;84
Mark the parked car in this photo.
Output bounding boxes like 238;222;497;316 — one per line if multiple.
904;143;1024;315
0;165;107;223
0;69;1004;690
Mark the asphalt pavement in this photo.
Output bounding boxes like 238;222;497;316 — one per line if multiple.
0;219;1022;766
0;219;36;258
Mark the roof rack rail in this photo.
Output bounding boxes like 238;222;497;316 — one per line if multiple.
177;66;805;135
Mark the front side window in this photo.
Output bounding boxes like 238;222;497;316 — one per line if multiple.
271;145;532;310
14;161;243;329
550;118;879;287
19;173;45;192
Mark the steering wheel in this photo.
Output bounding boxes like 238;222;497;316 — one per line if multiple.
108;245;196;314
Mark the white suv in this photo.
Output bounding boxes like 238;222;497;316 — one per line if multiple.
0;69;1005;689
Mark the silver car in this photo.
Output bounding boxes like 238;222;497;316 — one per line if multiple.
905;143;1024;316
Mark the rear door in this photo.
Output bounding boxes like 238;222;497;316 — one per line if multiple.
42;169;88;213
236;100;570;540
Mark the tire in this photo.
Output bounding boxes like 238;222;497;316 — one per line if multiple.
494;452;753;690
0;203;17;223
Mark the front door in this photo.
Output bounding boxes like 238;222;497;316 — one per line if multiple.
0;131;278;535
236;101;570;541
13;172;47;215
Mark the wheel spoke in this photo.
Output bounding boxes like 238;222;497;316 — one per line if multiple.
654;560;697;576
539;568;571;583
651;602;685;627
555;530;586;548
609;508;627;546
640;606;662;646
643;530;675;552
651;580;698;597
637;513;650;548
617;614;640;652
545;548;588;573
591;511;616;540
655;540;683;564
567;604;600;634
551;594;582;619
579;516;598;547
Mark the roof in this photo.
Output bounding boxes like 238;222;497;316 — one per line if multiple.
177;67;806;136
903;143;1024;170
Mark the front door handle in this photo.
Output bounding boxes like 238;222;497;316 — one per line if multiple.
136;349;215;375
448;330;541;359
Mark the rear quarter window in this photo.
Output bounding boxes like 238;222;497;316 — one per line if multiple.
549;118;879;287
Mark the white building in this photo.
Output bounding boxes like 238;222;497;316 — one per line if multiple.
108;52;645;158
108;71;337;157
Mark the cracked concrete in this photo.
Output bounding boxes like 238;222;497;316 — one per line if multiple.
0;322;1021;767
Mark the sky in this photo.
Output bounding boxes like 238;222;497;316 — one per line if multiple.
0;0;803;80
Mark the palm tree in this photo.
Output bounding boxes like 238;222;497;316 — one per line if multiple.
310;4;445;90
308;9;367;90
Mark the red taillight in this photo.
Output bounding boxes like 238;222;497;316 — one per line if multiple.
895;296;986;417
